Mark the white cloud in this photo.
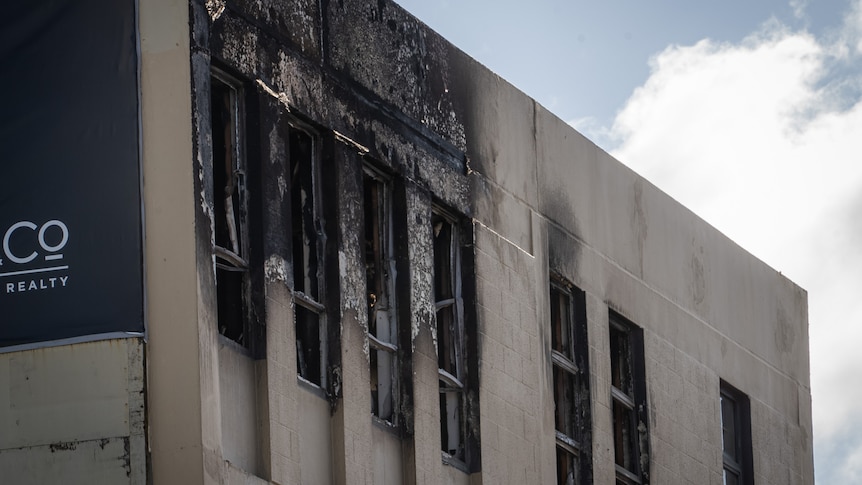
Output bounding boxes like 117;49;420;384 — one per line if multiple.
790;0;809;20
567;115;612;145
850;1;862;54
604;3;862;483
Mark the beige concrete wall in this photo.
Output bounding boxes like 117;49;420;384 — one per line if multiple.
139;0;209;483
472;221;548;484
0;339;145;484
372;425;404;485
299;387;334;484
219;340;263;476
459;59;812;483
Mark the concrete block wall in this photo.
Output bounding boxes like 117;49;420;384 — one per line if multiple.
644;333;723;485
0;339;146;485
474;222;546;484
583;295;616;485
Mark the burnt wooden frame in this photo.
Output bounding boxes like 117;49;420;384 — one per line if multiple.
720;380;754;485
433;206;480;473
609;310;650;485
550;276;592;485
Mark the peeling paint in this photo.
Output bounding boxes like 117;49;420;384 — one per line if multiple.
222;30;260;78
198;156;216;255
406;191;436;353
338;250;364;315
256;78;291;111
201;186;216;276
277;175;287;198
205;0;226;21
264;255;288;283
333;130;371;155
268;123;285;169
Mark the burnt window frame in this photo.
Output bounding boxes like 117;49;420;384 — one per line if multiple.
363;165;401;427
609;310;649;485
210;69;263;353
432;206;480;472
550;276;592;485
287;118;329;391
720;380;754;485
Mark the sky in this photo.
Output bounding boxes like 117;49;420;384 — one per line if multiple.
394;0;862;482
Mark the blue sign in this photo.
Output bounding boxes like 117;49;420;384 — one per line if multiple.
0;0;144;349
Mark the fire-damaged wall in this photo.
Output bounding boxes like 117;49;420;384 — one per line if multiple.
143;0;813;484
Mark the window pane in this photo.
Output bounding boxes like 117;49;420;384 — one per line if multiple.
724;468;739;485
721;394;738;460
556;446;579;485
295;305;321;385
211;76;247;347
289;129;318;299
216;267;245;342
364;175;383;337
433;210;470;465
440;389;464;459
437;304;458;375
371;348;394;420
554;365;575;437
610;325;632;395
211;79;241;257
433;215;453;301
551;286;572;358
612;399;637;474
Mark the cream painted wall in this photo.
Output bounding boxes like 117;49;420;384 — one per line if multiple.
139;0;205;483
0;339;145;485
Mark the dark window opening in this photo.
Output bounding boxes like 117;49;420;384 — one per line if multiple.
556;446;579;485
289;125;326;388
721;381;753;485
290;129;319;299
295;304;322;384
364;169;399;424
433;212;465;461
609;311;649;485
550;279;592;485
211;74;250;346
432;208;480;473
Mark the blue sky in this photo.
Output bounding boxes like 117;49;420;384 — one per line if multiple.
395;0;851;138
395;0;862;482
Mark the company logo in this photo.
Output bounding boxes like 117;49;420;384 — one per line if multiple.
1;220;71;294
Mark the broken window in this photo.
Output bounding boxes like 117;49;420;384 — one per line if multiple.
433;208;479;468
364;168;399;424
211;73;251;347
289;124;327;388
550;279;591;485
720;381;753;485
609;311;649;485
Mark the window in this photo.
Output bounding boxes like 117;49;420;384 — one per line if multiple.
289;124;327;388
211;73;252;347
433;209;479;470
364;168;399;424
550;279;591;485
609;311;649;484
720;381;753;485
434;211;465;459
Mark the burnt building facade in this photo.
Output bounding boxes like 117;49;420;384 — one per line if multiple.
0;0;813;484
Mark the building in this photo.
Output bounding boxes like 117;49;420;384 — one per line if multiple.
0;0;813;484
